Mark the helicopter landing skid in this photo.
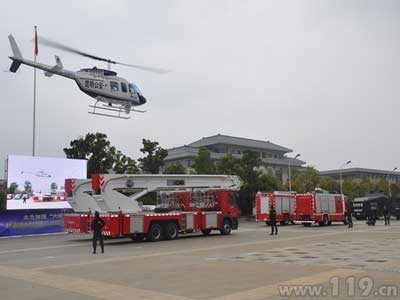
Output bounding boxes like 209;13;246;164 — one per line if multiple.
100;104;146;113
88;102;131;119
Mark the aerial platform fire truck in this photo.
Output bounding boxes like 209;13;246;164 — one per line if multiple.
255;190;347;226
255;192;296;225
64;174;241;241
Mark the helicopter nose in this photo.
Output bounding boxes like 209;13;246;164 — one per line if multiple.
139;95;147;105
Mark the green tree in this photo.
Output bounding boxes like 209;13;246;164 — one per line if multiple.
216;153;242;175
318;177;340;193
342;178;367;200
163;163;186;174
359;177;373;194
237;150;262;215
193;147;215;174
113;150;139;174
8;182;18;194
24;181;32;196
138;139;168;174
374;178;389;194
389;183;400;197
64;133;116;177
257;168;280;192
64;132;138;177
292;166;320;193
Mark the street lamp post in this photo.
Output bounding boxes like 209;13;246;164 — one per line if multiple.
288;154;301;193
388;167;398;197
340;160;352;201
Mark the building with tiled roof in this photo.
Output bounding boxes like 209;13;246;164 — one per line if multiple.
164;134;304;181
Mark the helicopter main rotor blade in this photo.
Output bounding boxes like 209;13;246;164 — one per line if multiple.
36;36;169;74
116;62;169;74
37;36;116;64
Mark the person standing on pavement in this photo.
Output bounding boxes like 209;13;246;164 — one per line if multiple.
384;206;390;226
347;207;353;228
269;205;278;235
91;211;105;254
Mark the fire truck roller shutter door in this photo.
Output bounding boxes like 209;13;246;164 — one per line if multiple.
260;195;269;214
321;195;329;213
276;196;282;214
329;196;336;214
289;197;295;214
282;197;290;212
316;195;322;214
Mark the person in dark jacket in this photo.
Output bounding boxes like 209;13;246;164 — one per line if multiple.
269;205;278;235
384;206;390;226
91;211;105;254
347;208;353;228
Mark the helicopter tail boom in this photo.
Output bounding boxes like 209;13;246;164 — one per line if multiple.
8;35;76;79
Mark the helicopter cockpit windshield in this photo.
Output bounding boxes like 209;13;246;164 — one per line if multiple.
128;83;143;96
129;83;146;104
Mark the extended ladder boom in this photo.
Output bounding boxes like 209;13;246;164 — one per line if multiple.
65;179;103;213
91;174;242;213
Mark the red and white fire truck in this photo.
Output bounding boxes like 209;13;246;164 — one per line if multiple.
255;192;296;225
64;174;241;241
295;192;347;226
255;190;347;226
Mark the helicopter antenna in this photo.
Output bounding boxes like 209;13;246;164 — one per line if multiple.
36;36;169;74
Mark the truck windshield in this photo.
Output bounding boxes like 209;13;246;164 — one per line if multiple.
228;193;238;205
128;83;143;96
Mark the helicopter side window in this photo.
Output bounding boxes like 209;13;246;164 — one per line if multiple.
120;82;127;93
89;81;94;88
84;80;89;88
110;81;119;92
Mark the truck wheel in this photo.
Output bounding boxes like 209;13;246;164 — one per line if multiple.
147;223;163;242
220;219;232;235
397;216;400;220
304;223;311;227
281;214;290;226
201;229;212;235
165;222;178;240
322;215;329;226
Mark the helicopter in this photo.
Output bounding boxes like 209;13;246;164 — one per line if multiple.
7;35;168;119
21;170;51;178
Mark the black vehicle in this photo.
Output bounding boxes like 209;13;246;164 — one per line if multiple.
353;193;387;220
390;197;400;220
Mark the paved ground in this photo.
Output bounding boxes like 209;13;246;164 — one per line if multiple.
1;220;400;300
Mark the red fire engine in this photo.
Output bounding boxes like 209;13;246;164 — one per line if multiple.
295;192;347;226
64;174;241;241
255;192;296;225
255;191;347;226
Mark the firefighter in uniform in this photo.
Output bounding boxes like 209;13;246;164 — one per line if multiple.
91;211;105;254
270;205;278;235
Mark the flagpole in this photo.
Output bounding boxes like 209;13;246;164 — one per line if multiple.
32;25;37;156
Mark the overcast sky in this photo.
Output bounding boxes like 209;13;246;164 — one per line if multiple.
1;0;399;178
